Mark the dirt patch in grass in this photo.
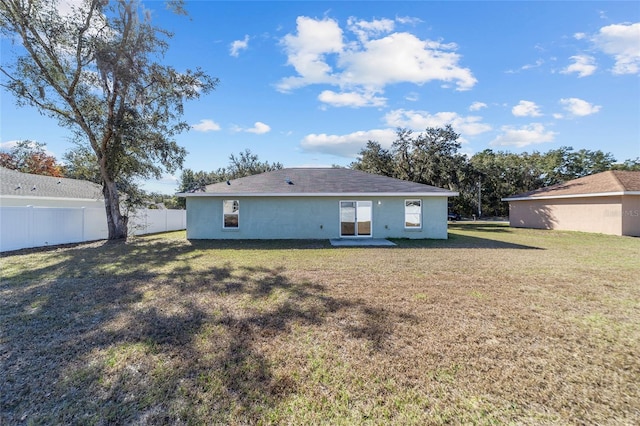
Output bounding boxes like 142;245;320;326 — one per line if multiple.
1;225;639;424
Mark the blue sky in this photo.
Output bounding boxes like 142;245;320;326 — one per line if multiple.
1;1;639;193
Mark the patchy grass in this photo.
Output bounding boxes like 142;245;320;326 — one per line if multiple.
1;223;639;425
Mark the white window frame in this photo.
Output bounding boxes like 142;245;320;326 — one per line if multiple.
223;199;239;229
404;199;422;229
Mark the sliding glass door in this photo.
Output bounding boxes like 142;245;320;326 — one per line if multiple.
340;201;372;237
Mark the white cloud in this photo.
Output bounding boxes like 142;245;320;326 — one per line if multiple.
54;0;76;17
561;55;597;77
300;129;397;158
191;119;221;132
592;22;640;74
277;16;344;91
559;98;602;117
384;109;492;137
512;100;542;117
318;90;386;107
32;0;112;59
160;174;179;184
339;32;477;91
246;122;271;134
521;59;544;70
574;32;587;40
395;16;422;26
278;16;477;100
506;59;544;73
490;123;556;148
347;17;395;42
0;140;20;151
405;92;419;102
230;35;250;57
0;140;56;157
141;174;181;194
469;101;487;111
152;174;179;186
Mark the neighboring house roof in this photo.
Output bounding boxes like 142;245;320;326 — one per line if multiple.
179;168;458;197
503;170;640;201
0;167;103;200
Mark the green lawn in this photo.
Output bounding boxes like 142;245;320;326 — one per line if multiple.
1;223;638;425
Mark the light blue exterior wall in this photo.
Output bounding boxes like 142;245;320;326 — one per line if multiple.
186;196;450;239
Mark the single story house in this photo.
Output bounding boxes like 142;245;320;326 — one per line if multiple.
0;166;104;208
178;168;458;240
503;170;640;237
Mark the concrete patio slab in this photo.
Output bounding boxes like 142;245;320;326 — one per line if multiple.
329;238;397;247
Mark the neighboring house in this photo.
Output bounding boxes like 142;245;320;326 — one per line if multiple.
178;168;458;240
503;170;640;237
0;166;104;208
0;167;186;252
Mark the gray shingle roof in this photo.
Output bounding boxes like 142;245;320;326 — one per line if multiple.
504;170;640;200
180;168;458;196
0;167;103;200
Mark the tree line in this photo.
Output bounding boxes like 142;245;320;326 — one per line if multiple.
175;149;283;208
350;126;639;217
177;149;283;193
4;129;638;218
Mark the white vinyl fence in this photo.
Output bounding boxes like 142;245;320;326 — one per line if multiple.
0;206;186;252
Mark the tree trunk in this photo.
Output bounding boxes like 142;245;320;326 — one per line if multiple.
102;179;128;240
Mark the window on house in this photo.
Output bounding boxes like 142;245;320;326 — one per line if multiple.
223;200;239;228
405;199;422;228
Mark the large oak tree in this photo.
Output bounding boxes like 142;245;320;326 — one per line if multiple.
0;0;217;239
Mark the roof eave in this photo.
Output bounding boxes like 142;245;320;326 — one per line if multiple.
0;195;104;202
502;191;640;202
178;191;459;198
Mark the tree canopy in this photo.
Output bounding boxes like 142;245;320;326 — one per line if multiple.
0;0;217;239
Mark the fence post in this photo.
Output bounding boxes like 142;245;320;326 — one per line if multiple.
26;205;34;249
81;207;85;241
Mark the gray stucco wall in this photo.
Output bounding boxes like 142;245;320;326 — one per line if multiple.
186;196;449;239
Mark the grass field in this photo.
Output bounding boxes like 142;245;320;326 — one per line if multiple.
1;223;639;425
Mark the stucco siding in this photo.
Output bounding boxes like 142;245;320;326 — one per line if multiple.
621;195;640;237
186;197;218;239
509;196;624;236
186;196;450;240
